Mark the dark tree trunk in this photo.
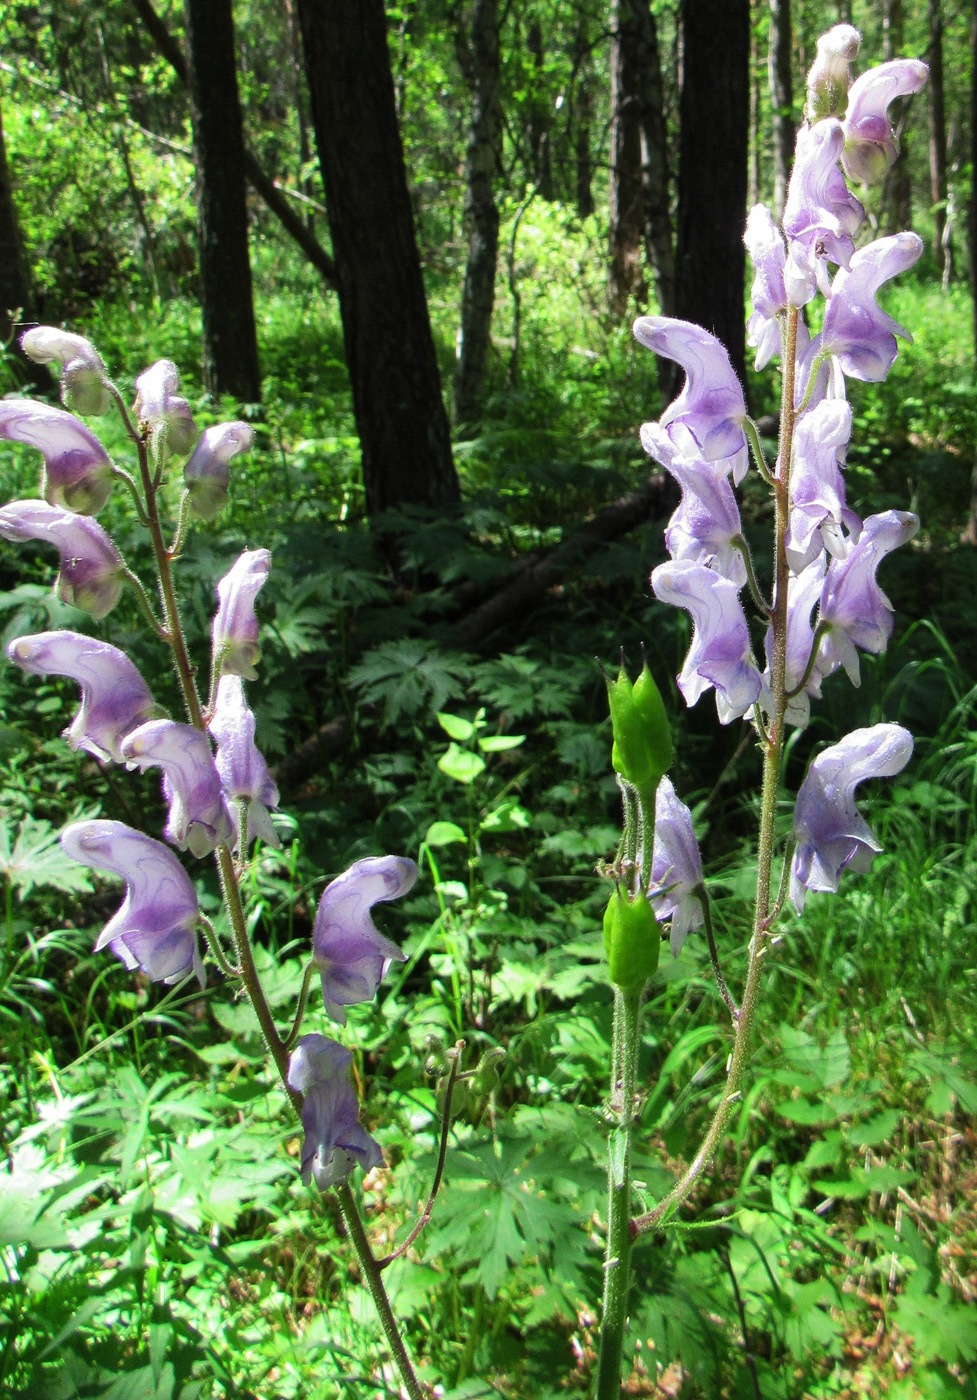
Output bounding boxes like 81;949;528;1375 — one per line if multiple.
454;0;503;429
880;0;914;233
608;0;673;317
183;0;261;401
296;0;459;515
927;0;951;279
965;0;977;545
573;17;595;218
526;19;554;199
768;0;795;220
674;0;749;390
0;101;49;392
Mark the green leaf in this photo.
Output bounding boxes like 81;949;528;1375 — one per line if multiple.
477;733;525;753
849;1109;901;1148
438;742;486;784
437;711;475;741
425;820;467;846
0;815;94;898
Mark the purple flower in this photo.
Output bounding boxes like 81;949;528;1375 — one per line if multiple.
121;719;233;858
782;120;863;305
184;422;254;521
786;399;860;572
744;204;787;370
842;59;928;185
790;722;913;911
763;556;826;729
60;818;203;984
633;317;748;480
642;421;746;586
312;855;417;1024
133;360;196;457
20;327;111;416
7;629;157;763
212;549;271;681
804;24;861;122
651;559;762;723
287;1033;383;1190
816;509;919;686
0;400;114;514
208;675;280;850
0;500;124;618
650;777;705;956
818;233;923;382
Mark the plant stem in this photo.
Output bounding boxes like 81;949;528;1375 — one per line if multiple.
595;984;642;1400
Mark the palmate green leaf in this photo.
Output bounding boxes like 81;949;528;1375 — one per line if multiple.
0;814;94;898
894;1281;977;1365
348;638;471;725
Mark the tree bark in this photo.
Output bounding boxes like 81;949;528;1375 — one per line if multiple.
0;101;50;392
573;16;595;218
768;0;795;220
526;19;554;199
927;0;950;280
454;0;503;429
183;0;262;401
296;0;459;516
964;0;977;545
673;0;749;391
880;0;914;234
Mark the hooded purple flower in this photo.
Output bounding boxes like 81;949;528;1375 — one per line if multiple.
763;556;826;729
312;855;417;1024
786;399;860;572
744;204;788;370
60;818;203;984
651;559;762;724
649;777;705;956
7;630;157;763
842;59;928;184
641;421;746;586
782;120;864;305
208;675;280;850
287;1033;383;1190
816;509;919;687
790;722;913;912
20;327;111;416
0;500;124;618
212;549;271;681
133;360;196;457
184;422;254;521
0;400;114;514
633;317;749;481
121;719;233;858
818;232;923;382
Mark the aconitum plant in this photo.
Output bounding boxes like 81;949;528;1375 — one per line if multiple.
0;25;925;1400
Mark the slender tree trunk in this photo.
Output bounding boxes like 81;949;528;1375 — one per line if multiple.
573;17;595;218
768;0;794;220
639;6;674;316
964;0;977;545
183;0;261;401
674;0;750;390
454;0;503;429
927;0;950;279
0;101;49;392
296;0;459;515
880;0;914;233
526;19;553;199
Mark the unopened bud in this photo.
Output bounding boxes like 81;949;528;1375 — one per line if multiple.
805;24;861;123
603;887;660;989
607;661;672;794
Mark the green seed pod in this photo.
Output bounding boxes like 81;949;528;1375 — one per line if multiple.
603;887;661;989
607;661;673;792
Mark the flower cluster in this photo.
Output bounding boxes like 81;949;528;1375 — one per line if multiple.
2;330;417;1192
635;27;920;934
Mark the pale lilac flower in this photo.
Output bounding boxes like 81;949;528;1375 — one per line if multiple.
786;399;860;572
133;360;196;457
208;674;280;850
651;560;762;723
763;556;826;728
287;1033;383;1189
842;60;928;185
121;719;233;858
782;120;863;305
790;723;913;912
212;549;271;681
641;421;746;586
60;818;203;984
633;317;748;481
0;500;124;618
20;327;111;416
649;777;705;956
816;509;919;686
312;855;417;1024
818;233;923;381
184;422;254;521
804;24;861;121
744;204;787;369
7;629;156;763
0;400;113;514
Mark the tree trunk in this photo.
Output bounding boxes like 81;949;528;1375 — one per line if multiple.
573;17;595;218
454;0;503;429
608;0;674;318
964;0;977;545
0;101;49;393
526;19;554;199
768;0;794;220
296;0;459;516
880;0;914;233
183;0;262;401
927;0;950;280
673;0;749;391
